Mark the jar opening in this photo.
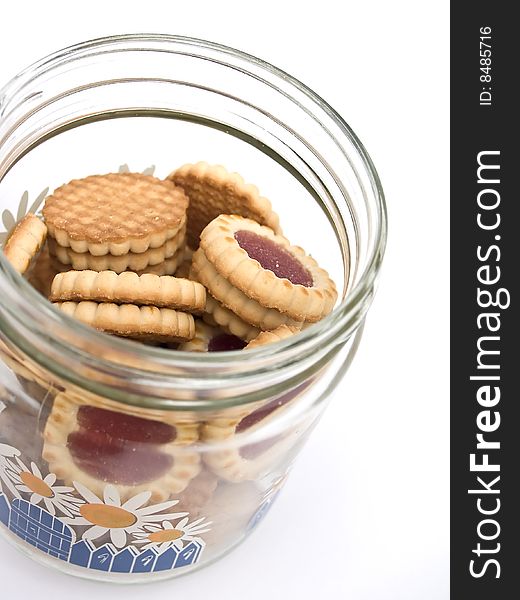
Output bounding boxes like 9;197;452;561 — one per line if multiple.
0;34;387;410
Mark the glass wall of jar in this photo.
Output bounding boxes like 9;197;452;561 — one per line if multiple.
0;35;386;581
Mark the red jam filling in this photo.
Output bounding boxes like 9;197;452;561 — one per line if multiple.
234;230;313;287
76;406;176;444
208;333;247;352
67;406;175;486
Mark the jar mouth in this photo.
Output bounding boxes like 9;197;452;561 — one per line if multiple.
0;34;387;408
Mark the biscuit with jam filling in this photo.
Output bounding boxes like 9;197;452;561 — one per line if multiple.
200;215;337;323
43;391;201;502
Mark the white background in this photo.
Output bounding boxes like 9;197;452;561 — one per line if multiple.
0;1;449;598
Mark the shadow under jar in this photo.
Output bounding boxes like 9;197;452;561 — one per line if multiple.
0;35;386;582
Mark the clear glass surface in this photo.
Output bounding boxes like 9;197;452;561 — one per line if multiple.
0;35;386;582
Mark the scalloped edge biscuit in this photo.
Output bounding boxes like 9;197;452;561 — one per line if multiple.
167;162;281;248
54;301;195;342
42;391;201;502
3;214;47;274
43;172;189;255
50;270;206;312
48;225;186;273
49;218;186;257
200;215;337;322
192;247;303;330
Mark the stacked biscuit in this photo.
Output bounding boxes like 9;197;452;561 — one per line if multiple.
3;163;338;349
190;214;337;341
43;173;188;275
3;173;207;344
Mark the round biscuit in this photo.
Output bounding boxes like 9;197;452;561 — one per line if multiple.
200;214;337;322
43;172;188;255
43;391;201;502
50;270;206;313
54;301;195;343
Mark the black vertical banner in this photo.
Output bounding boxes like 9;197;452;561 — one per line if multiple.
451;3;518;598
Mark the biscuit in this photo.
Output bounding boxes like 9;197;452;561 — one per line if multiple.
50;270;206;313
244;325;300;349
48;224;186;273
200;215;337;322
43;391;201;502
203;294;260;342
167;162;281;248
43;172;188;255
201;382;311;482
54;301;195;343
178;320;247;352
2;214;47;274
192;247;302;330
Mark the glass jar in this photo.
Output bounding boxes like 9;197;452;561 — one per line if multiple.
0;34;387;582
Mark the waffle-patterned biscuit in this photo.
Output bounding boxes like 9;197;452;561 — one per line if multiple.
50;270;206;313
245;325;300;349
192;247;302;330
167;162;281;248
3;214;47;274
48;225;186;273
201;381;311;482
202;294;260;342
43;173;189;255
200;215;337;322
43;391;201;502
178;320;246;352
54;301;195;343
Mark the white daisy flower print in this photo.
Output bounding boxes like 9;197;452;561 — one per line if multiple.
0;443;21;498
133;516;212;552
118;164;155;176
64;482;188;549
8;457;82;516
0;188;48;245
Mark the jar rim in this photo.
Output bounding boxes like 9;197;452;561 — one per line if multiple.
0;34;387;409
